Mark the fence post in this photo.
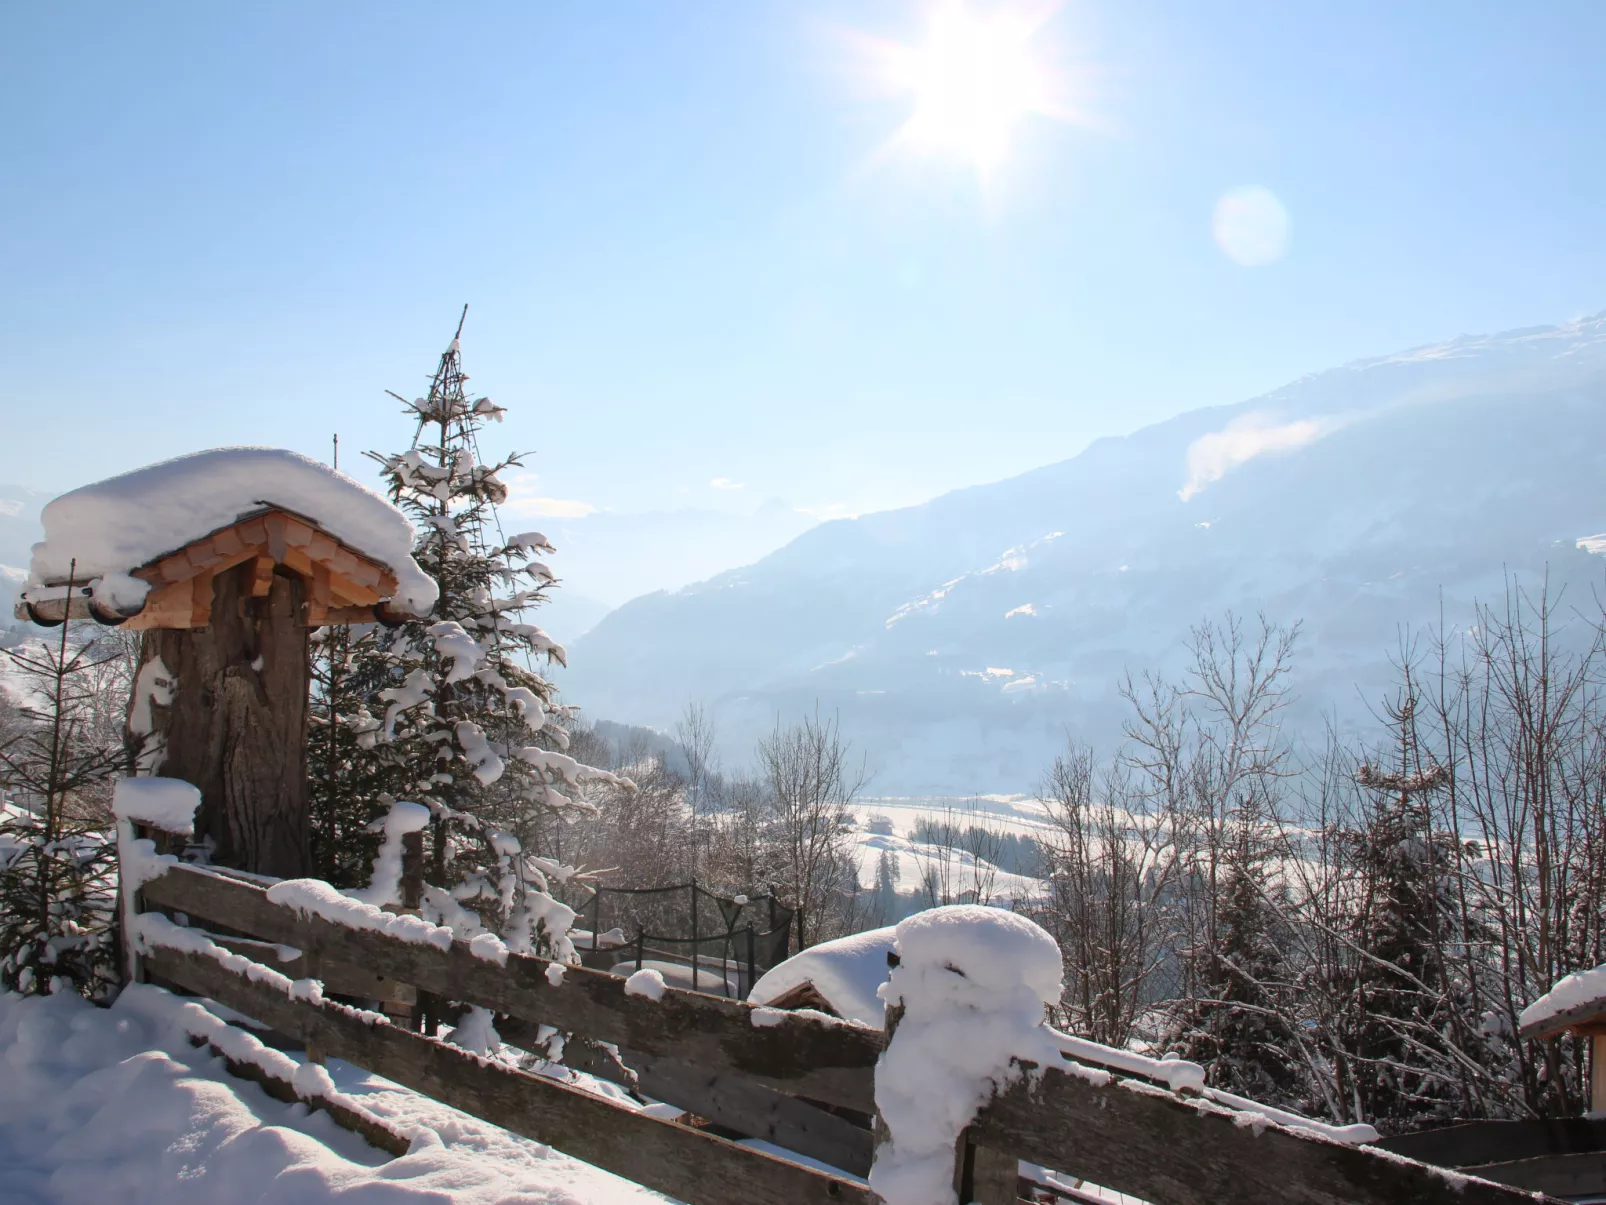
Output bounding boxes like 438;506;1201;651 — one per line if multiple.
112;777;202;987
746;926;756;998
399;828;424;911
690;877;699;993
869;908;1062;1205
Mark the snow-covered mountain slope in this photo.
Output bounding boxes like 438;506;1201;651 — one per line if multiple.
565;313;1606;793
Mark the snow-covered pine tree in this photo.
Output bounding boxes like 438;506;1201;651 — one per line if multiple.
307;621;391;886
1343;693;1477;1130
0;584;125;999
1173;825;1301;1103
354;310;630;992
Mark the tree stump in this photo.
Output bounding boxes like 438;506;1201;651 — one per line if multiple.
139;560;311;878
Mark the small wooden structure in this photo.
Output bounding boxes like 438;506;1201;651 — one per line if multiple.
1520;975;1606;1116
21;504;422;879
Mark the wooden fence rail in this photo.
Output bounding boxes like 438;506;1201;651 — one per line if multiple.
134;858;1563;1205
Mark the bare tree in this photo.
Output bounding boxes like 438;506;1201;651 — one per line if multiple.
756;708;866;949
1035;747;1180;1048
675;702;718;874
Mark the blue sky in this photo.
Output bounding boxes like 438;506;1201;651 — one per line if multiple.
3;1;1603;536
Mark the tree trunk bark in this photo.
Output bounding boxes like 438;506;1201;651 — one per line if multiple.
135;561;311;878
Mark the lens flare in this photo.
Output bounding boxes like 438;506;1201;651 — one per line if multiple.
1212;186;1291;267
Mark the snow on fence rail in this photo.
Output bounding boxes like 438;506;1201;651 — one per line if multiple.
123;821;1560;1205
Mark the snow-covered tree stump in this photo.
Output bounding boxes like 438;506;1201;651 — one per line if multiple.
19;449;437;880
869;906;1064;1205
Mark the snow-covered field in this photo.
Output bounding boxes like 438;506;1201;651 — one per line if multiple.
0;987;675;1205
846;795;1050;906
852;794;1056;839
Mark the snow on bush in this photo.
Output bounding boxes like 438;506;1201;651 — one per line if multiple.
27;447;438;616
869;905;1063;1205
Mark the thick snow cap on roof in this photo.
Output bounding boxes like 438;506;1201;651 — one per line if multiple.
748;925;897;1028
1519;963;1606;1036
29;447;438;616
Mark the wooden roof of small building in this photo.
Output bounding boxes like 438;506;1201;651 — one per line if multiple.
19;506;411;629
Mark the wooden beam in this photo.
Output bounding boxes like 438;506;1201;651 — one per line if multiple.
248;556;276;598
124;579;197;630
502;1018;872;1177
972;1060;1558;1205
203;934;416;1006
140;864;884;1113
307;531;339;562
213;526;246;557
144;944;873;1205
238;516;268;546
325;605;381;624
307;562;332;625
1595;1034;1606;1116
327;574;382;607
185;1033;412;1156
1520;999;1606;1043
264;512;288;562
283;516;317;549
188;569;215;628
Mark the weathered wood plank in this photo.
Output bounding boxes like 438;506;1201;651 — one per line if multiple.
973;1064;1562;1205
142;864;883;1112
500;1018;873;1177
1372;1116;1606;1168
205;934;415;1005
145;945;873;1205
248;555;275;598
1521;996;1606;1042
126;578;201;630
964;1140;1020;1205
327;574;382;607
1463;1153;1606;1198
185;1033;412;1156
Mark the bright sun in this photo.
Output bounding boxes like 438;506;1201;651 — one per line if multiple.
891;4;1052;168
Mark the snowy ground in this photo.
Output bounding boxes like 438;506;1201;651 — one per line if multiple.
851;794;1057;840
0;987;677;1205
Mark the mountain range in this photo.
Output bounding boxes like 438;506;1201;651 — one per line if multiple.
561;314;1606;793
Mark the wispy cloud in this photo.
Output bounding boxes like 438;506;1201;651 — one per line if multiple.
709;477;745;490
500;472;599;519
504;496;598;519
1179;411;1337;501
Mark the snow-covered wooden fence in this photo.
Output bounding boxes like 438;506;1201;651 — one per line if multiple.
123;819;1563;1205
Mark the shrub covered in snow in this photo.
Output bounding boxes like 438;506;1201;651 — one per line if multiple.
308;320;633;1033
0;625;126;999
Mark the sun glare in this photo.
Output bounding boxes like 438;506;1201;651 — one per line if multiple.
892;4;1053;168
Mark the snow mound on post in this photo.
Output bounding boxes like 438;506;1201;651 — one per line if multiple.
349;800;431;907
870;905;1063;1205
28;447;438;616
748;925;897;1028
112;776;201;834
1520;963;1606;1033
